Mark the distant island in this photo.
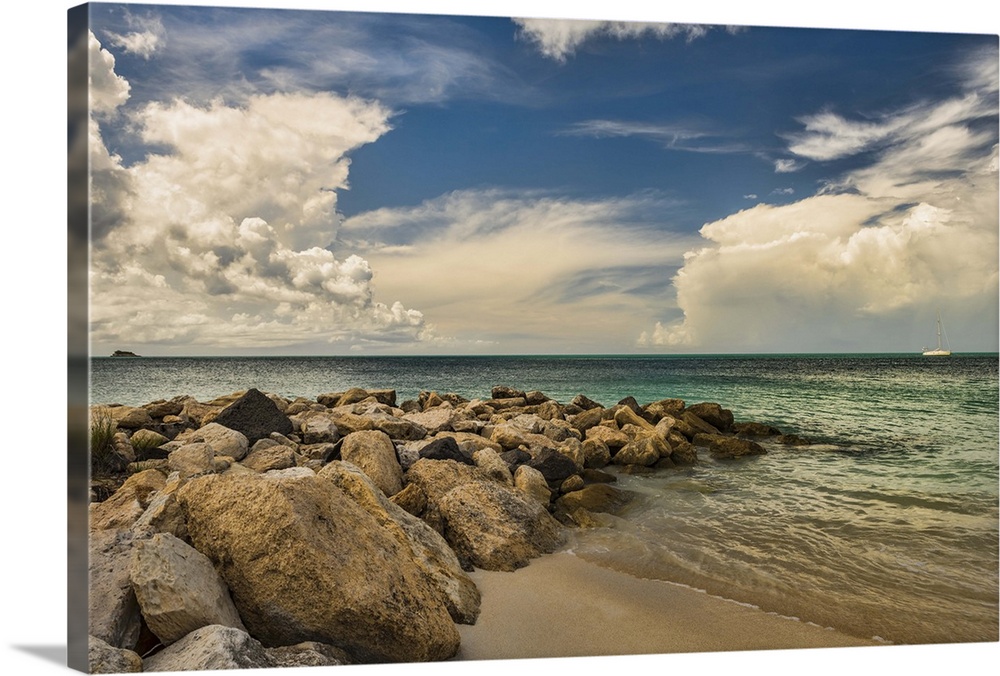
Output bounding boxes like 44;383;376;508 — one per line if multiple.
110;350;141;358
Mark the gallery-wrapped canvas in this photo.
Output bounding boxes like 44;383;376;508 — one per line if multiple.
67;1;998;675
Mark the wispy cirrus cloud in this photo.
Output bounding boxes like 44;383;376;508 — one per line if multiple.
564;119;750;154
513;17;742;62
105;11;165;59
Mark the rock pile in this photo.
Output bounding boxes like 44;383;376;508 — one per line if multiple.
88;385;794;672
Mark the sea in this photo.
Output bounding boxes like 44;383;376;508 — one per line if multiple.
89;353;999;647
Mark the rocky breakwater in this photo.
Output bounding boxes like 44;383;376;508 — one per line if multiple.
87;385;800;672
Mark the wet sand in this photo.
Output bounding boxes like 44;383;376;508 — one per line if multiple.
455;549;881;661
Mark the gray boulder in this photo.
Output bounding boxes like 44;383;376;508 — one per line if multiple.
177;472;460;662
87;636;142;674
130;532;246;645
142;625;275;672
89;530;142;650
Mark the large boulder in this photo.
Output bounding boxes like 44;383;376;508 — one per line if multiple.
512;465;552;506
527;447;578;487
167;442;215;478
612;435;669;467
694;433;766;459
90;469;166;532
437;479;564;571
176;472;460;663
418;436;474;465
141;625;275;672
686;402;734;433
88;636;142;674
212;388;293;444
89;530;142;650
241;444;298;473
318;461;481;624
339;430;404;496
554;484;633;515
403;407;460;435
180;422;249;460
131;472;188;539
130;532;246;645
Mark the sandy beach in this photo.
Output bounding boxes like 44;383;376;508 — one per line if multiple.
455;547;880;661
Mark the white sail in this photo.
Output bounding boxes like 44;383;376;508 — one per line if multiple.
922;313;952;356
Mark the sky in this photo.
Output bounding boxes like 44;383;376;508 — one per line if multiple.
79;0;999;355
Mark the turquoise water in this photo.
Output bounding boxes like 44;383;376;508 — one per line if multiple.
90;354;999;645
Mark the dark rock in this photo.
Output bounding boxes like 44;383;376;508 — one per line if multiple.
686;402;735;433
733;421;782;437
617;396;644;416
571;394;605;410
212;388;293;445
581;468;617;484
418;437;475;465
777;434;812;446
527;447;578;486
492;385;527;400
555;483;633;515
693;433;766;458
499;448;532;472
681;411;722;437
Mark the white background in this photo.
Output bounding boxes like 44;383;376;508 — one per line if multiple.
2;1;997;675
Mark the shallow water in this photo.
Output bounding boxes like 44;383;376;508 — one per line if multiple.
91;353;999;645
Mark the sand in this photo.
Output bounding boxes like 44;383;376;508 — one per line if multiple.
455;548;880;661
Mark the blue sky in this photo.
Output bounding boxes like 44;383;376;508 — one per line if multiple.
80;0;999;355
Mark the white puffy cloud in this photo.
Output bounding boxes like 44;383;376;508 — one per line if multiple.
106;13;165;59
88;34;432;354
641;50;999;352
513;18;717;62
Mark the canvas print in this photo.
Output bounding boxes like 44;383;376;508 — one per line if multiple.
68;1;999;673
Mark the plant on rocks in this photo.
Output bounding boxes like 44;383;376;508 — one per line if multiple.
90;406;118;476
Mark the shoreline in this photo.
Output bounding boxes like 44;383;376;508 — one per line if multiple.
455;547;880;661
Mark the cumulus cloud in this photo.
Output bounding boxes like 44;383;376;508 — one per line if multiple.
514;18;723;62
642;49;999;352
88;33;433;354
339;189;698;352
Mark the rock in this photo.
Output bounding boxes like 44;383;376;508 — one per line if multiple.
403;408;459;434
571;394;605;410
131;472;188;539
437;479;564;571
643;398;686;421
390;482;428;516
340;429;404;496
179;398;224;427
733;421;782;437
555;484;633;515
614;405;654;431
694;433;767;458
681;411;722;437
143;397;186;419
611;435;666;467
617;396;644;416
108;432;136;470
524;390;550;406
141;625;276;672
167;442;215;478
106;406;153;429
777;434;812;446
686;402;734;433
492;385;527;400
211;388;293;444
527;447;579;487
266;641;351;667
90;469;166;531
513;465;552;506
472;447;513;485
297;412;340;444
181;422;249;460
418;436;474;465
130;428;169;452
241;444;298;473
130;532;246;645
89;529;142;650
404;458;483;508
559;474;585;493
581;468;617;483
568;406;605;433
177;472;460;662
581;438;611;469
499;448;532;473
434;431;503;454
670;439;699;464
88;635;142;674
369;414;427;441
319;461;482;624
585;424;630;451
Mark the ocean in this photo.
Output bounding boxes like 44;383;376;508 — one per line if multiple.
89;354;999;646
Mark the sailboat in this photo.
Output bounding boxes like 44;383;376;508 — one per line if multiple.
922;313;952;356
